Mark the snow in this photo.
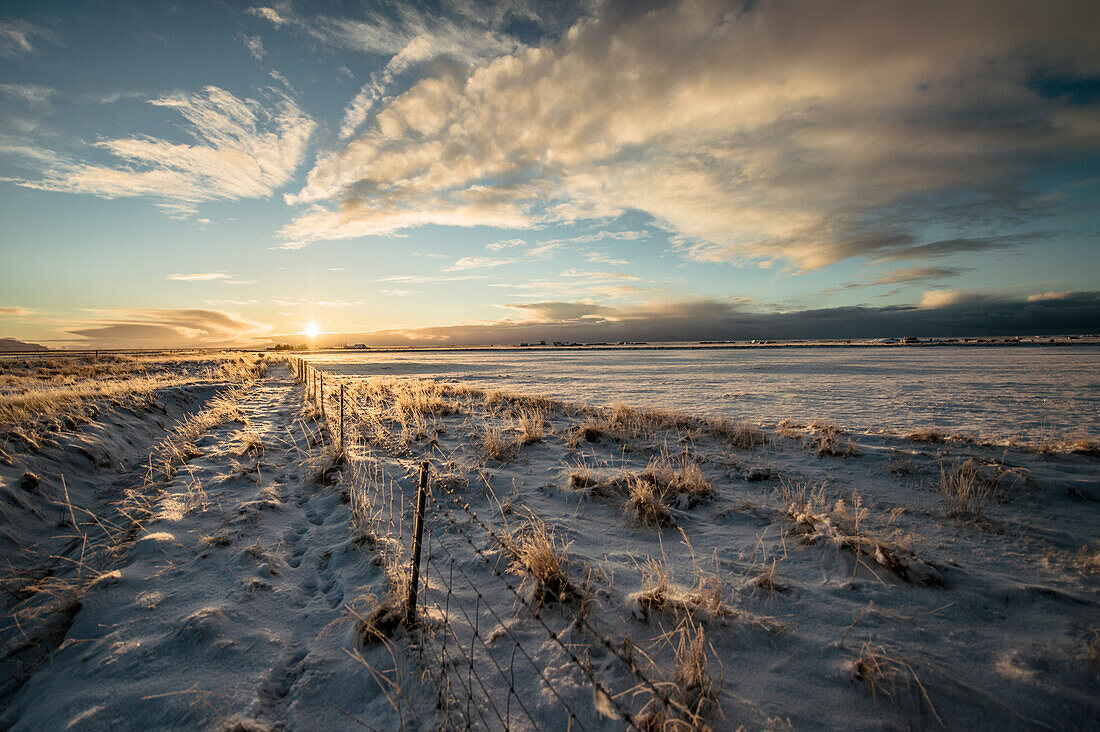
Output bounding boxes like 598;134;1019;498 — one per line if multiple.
1;353;1098;730
310;345;1100;444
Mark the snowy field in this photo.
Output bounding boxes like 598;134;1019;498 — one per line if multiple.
1;352;1097;730
310;345;1100;444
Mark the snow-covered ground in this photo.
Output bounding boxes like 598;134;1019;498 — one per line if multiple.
1;354;1097;730
310;345;1100;444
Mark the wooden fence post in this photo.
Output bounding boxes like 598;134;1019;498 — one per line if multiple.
339;384;345;454
320;372;324;417
406;462;429;626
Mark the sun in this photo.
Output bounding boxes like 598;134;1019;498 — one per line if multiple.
302;322;321;339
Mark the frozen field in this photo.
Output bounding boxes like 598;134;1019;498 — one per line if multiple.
2;353;1097;730
311;345;1100;443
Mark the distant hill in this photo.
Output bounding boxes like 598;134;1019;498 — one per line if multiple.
0;338;49;352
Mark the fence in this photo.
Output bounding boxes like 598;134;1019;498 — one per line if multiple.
287;356;692;730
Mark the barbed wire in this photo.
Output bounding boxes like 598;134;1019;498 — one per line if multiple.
424;487;636;729
290;361;691;729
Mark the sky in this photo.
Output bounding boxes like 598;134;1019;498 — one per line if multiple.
1;0;1099;348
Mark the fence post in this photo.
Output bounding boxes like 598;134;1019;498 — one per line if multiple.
339;384;345;453
405;462;429;626
320;372;324;417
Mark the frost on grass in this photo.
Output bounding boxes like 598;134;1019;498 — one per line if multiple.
809;421;859;457
852;641;944;728
505;515;575;605
777;482;944;586
708;417;766;449
569;453;715;523
480;422;519;463
635;620;721;732
567;403;695;446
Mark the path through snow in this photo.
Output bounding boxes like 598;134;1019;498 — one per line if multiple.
2;370;434;730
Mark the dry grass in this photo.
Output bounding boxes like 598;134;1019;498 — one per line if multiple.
351;587;407;645
567;403;696;446
231;429;264;456
751;559;788;593
147;390;247;482
908;428;943;443
626;479;675;527
936;459;1000;517
480;423;519;463
635;557;731;623
1072;546;1100;574
0;353;267;441
301;439;345;483
568;453;714;525
516;407;548;445
809;422;859;457
853;641;943;727
505;515;574;604
636;620;720;732
709;417;766;449
777;482;944;586
1036;429;1100;456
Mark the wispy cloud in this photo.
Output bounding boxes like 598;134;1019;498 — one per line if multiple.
6;86;314;215
0;20;54;58
586;252;629;265
872;267;967;286
372;273;484;284
166;272;232;281
205;298;258;306
69;308;270;347
486;238;527;252
0;83;54;107
281;0;1100;270
247;6;289;27
443;256;519;272
559;269;640;281
241;34;265;61
250;3;527;139
0;305;32;316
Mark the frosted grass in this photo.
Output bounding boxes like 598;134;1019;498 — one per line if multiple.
313;346;1100;442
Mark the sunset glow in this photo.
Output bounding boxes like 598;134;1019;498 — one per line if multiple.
0;0;1096;348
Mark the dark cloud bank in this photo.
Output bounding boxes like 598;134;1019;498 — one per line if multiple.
318;291;1100;347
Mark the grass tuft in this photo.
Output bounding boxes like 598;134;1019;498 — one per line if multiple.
505;515;574;604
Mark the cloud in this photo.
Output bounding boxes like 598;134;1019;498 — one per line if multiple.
69;308;270;347
500;301;618;322
247;7;288;27
371;273;484;284
872;267;967;286
918;289;990;309
250;2;536;139
281;0;1100;269
205;298;258;306
166;272;232;281
1027;291;1076;302
586;252;629;265
0;83;54;107
241;34;265;61
0;306;32;316
568;230;647;244
443;256;519;271
305;291;1100;346
0;20;53;57
6;86;314;215
486;238;527;251
559;269;640;280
